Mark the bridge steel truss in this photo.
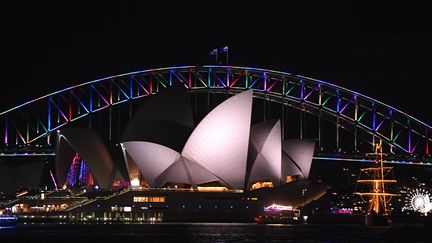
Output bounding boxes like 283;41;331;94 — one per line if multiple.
0;66;431;164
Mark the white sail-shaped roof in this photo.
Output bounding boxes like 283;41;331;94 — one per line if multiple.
121;87;194;152
122;141;180;187
282;139;315;179
183;157;222;186
282;152;302;178
182;90;253;189
154;157;192;187
247;120;282;187
56;128;117;189
154;156;220;187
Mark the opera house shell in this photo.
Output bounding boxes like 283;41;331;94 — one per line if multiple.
53;87;323;203
119;89;318;192
56;128;126;190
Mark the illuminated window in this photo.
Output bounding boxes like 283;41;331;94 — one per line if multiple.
285;174;302;184
250;181;274;190
133;196;166;203
130;178;140;187
197;186;229;192
124;206;132;212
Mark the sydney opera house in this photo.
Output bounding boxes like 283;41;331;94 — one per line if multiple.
1;89;326;222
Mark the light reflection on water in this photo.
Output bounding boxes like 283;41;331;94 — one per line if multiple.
0;226;15;230
0;223;430;242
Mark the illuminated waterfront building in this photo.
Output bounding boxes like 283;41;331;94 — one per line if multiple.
1;90;325;222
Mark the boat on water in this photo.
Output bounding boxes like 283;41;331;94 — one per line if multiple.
254;204;305;224
354;139;399;226
0;209;18;226
0;215;18;226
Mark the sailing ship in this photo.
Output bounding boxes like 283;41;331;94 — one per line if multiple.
355;139;399;226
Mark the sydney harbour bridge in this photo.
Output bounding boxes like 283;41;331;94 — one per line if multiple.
0;65;431;166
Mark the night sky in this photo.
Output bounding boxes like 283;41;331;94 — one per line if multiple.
1;2;431;124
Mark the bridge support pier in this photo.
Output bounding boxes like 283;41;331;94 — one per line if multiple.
88;115;92;130
207;91;210;113
336;117;340;152
194;92;198;120
109;107;112;141
300;105;303;139
129;102;132;121
318;109;322;150
281;102;285;140
354;126;358;152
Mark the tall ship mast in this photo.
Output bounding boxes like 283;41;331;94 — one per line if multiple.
355;139;399;225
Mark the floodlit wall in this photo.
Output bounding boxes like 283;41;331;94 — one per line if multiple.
282;139;315;179
56;128;116;189
247;120;282;187
182;90;253;188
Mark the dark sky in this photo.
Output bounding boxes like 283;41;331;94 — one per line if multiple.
1;2;431;123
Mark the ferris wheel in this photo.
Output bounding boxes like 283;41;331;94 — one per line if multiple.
406;188;432;215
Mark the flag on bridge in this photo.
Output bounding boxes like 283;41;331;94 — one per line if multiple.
219;46;229;53
220;46;229;64
209;48;218;56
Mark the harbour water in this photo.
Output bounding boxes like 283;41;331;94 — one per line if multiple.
0;223;430;242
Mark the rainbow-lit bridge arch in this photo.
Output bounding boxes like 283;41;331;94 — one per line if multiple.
1;65;431;165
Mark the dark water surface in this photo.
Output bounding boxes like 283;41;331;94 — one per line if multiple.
0;223;430;243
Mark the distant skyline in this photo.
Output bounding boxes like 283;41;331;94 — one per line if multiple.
1;2;431;123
